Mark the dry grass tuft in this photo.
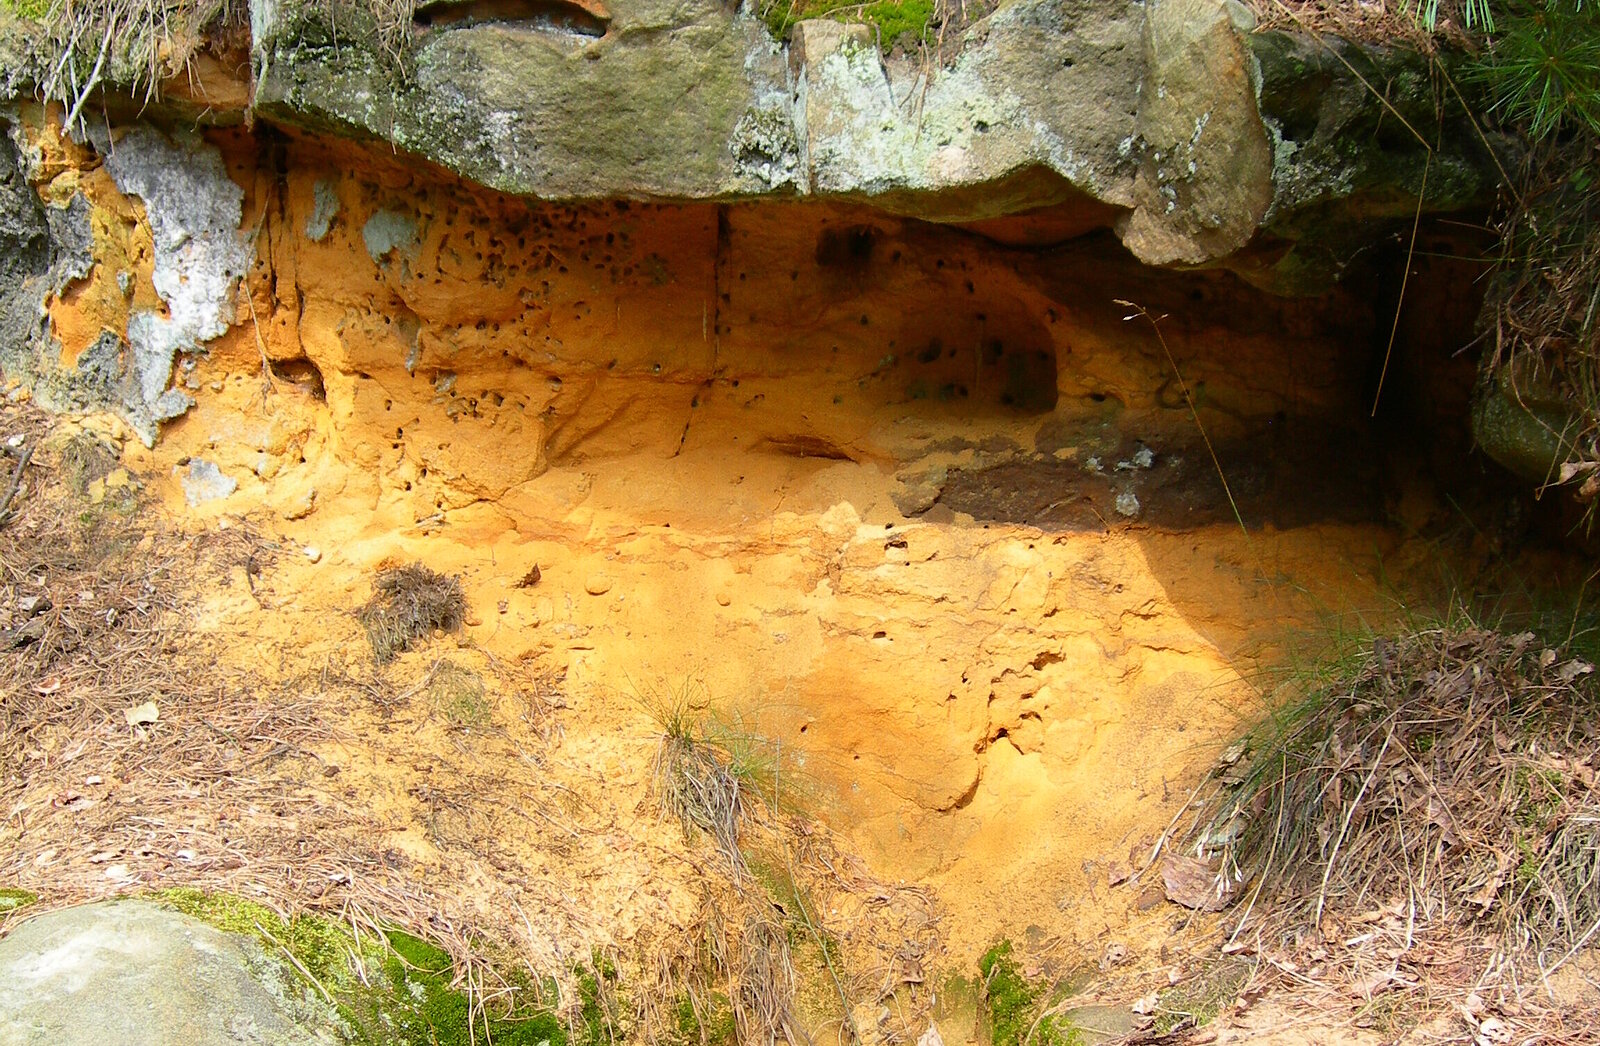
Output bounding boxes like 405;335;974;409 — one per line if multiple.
356;562;467;663
1480;138;1600;504
21;0;419;130
1240;0;1473;49
27;0;249;130
642;687;942;1046
652;725;752;874
727;908;801;1046
56;431;116;495
1195;627;1600;961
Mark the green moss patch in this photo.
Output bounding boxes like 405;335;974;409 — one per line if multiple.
0;0;51;20
154;889;570;1046
0;888;38;913
668;991;736;1046
978;941;1085;1046
370;930;569;1046
762;0;936;51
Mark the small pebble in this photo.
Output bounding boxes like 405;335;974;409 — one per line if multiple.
303;546;322;563
715;590;731;607
585;574;613;596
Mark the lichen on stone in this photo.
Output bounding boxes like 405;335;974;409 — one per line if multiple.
306;178;341;241
730;100;800;189
87;125;253;445
154;888;574;1046
362;207;420;263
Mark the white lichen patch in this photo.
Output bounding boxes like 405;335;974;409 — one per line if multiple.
306;179;341;241
102;126;254;446
362;209;420;264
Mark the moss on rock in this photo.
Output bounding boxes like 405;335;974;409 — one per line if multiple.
0;887;37;913
763;0;937;51
0;0;50;20
154;888;572;1046
978;941;1085;1046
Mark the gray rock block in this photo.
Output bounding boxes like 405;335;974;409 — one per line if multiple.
0;900;344;1046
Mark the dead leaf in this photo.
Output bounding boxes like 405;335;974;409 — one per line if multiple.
1469;851;1515;909
1556;659;1593;684
1557;460;1598;483
124;701;159;727
1161;854;1233;911
1131;991;1159;1015
916;1022;944;1046
51;791;93;812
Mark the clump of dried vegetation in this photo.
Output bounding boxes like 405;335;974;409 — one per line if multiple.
641;683;940;1046
1480;137;1600;497
6;0;418;132
356;561;466;663
1180;621;1600;1040
648;683;778;876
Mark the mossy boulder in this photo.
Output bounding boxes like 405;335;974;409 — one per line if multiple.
1237;30;1501;293
1472;371;1584;485
156;889;574;1046
0;899;346;1045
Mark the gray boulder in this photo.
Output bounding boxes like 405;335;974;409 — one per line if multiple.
0;901;345;1046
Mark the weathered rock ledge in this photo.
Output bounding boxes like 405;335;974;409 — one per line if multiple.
1;0;1497;290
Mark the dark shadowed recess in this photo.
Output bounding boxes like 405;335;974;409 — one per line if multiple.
413;0;611;36
936;419;1389;532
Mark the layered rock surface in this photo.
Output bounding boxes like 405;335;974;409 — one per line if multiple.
3;0;1496;277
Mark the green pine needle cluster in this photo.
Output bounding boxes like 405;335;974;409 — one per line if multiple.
1482;0;1600;138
